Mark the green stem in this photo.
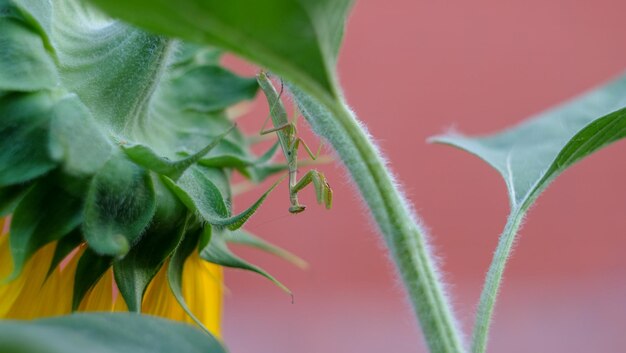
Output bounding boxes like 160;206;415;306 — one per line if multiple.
471;207;526;353
291;87;466;353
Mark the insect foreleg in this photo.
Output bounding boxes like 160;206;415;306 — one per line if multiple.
291;170;332;210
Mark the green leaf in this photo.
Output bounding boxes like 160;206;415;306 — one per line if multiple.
83;153;156;256
0;17;58;91
163;167;283;230
72;248;112;311
198;155;253;179
6;1;254;154
7;179;82;281
21;0;177;133
164;167;228;219
171;43;221;68
432;74;626;208
49;95;113;176
0;92;57;187
114;177;187;312
10;0;53;42
123;125;235;180
431;73;626;353
195;166;231;202
196;138;258;179
0;183;32;217
51;22;174;133
86;0;354;104
0;313;226;353
227;229;307;269
198;140;285;182
0;0;20;19
201;227;291;295
161;65;257;113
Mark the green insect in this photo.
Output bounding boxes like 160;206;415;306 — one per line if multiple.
256;71;332;214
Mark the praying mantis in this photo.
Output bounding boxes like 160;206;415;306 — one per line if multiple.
256;71;332;214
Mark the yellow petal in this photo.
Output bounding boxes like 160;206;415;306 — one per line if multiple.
14;246;85;319
30;255;75;318
1;217;72;319
0;227;25;317
180;252;222;337
141;263;188;322
1;216;221;334
4;242;55;319
113;290;129;312
78;268;115;312
138;251;222;337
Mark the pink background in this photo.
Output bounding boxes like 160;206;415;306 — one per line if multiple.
223;1;626;352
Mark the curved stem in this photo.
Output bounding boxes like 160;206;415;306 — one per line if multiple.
471;207;526;353
291;86;466;353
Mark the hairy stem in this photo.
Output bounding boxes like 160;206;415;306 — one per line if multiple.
291;86;466;353
471;207;526;353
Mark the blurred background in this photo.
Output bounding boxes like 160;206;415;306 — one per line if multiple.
222;0;626;352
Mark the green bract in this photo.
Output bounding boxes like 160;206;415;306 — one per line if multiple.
0;0;300;332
